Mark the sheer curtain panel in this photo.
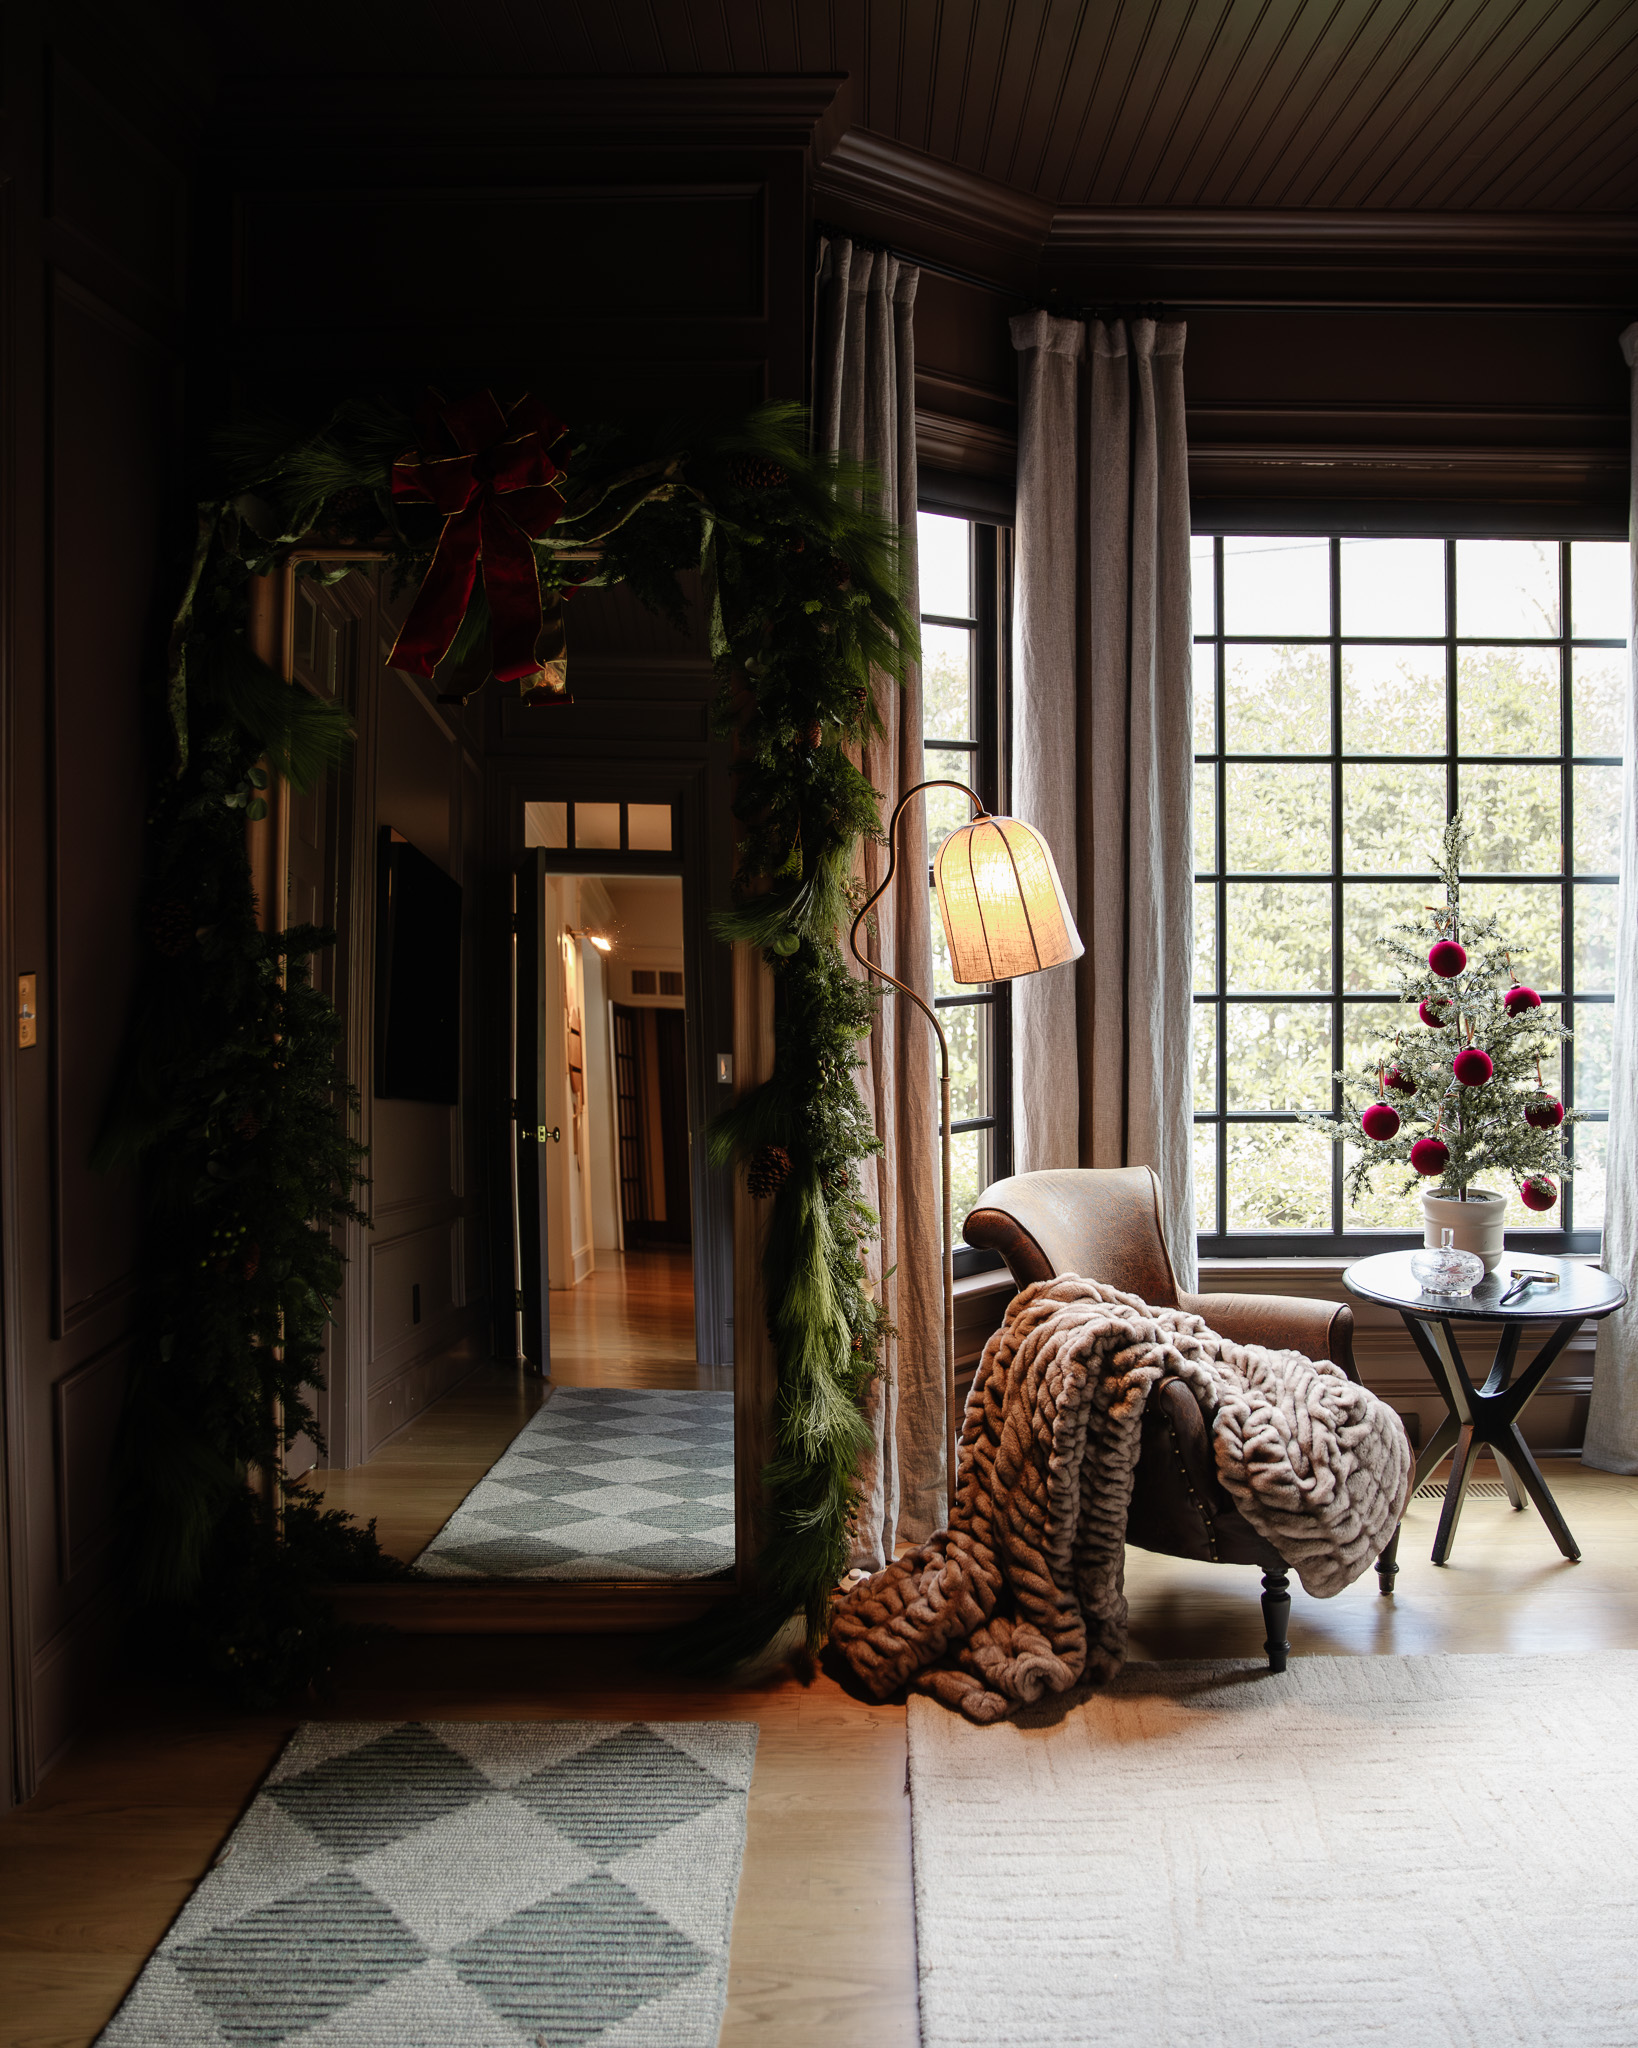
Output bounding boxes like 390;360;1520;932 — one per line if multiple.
1585;322;1638;1474
1009;311;1197;1289
815;236;945;1558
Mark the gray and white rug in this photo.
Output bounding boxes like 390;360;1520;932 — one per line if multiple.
99;1718;758;2047
416;1388;735;1581
909;1652;1638;2048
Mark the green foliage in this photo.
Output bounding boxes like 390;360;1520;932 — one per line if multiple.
121;388;912;1693
1302;813;1577;1207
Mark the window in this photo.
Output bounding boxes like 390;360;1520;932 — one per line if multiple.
917;510;1012;1257
1192;534;1626;1254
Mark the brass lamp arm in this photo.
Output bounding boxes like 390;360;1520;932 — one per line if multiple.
847;777;988;1030
846;776;987;1515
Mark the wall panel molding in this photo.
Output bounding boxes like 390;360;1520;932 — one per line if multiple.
51;1339;128;1584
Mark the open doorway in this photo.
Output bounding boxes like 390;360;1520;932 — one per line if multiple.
536;871;698;1390
414;821;734;1583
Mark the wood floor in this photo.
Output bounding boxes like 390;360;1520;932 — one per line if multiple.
6;1461;1638;2048
308;1249;703;1563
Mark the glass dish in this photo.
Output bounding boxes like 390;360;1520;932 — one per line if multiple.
1410;1228;1485;1297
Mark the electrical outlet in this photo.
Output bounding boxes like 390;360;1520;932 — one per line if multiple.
716;1052;733;1085
17;973;36;1049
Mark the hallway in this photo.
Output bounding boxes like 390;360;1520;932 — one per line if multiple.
308;1250;707;1565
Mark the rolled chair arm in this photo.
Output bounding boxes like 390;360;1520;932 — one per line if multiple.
1178;1292;1359;1383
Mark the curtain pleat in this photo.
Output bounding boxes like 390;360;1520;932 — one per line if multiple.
1009;310;1084;1173
1010;310;1198;1292
816;237;944;1559
1584;321;1638;1473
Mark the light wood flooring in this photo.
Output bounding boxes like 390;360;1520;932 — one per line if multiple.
308;1249;704;1563
6;1463;1638;2048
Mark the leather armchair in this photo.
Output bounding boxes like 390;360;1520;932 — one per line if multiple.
962;1166;1401;1671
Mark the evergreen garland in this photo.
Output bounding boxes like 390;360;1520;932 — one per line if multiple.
114;393;913;1694
1305;813;1578;1207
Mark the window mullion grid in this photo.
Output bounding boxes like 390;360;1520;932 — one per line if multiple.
1329;538;1343;1238
1445;539;1460;828
1560;540;1575;1231
1214;536;1227;1237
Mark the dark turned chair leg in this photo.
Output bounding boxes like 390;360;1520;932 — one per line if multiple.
1261;1568;1291;1673
1375;1523;1402;1596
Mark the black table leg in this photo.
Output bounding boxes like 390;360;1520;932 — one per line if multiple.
1401;1310;1583;1565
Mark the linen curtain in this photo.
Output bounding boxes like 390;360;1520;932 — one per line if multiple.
816;236;946;1558
1584;321;1638;1473
1010;310;1197;1290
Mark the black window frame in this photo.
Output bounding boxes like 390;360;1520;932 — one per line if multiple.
1191;528;1620;1260
918;512;1015;1276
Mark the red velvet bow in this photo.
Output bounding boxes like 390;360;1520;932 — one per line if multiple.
387;390;567;685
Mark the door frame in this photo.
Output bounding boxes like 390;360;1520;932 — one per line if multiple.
489;760;734;1380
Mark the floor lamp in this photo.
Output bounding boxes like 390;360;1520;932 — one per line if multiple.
849;780;1083;1511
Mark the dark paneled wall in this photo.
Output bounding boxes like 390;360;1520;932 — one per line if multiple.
205;77;837;430
0;12;196;1801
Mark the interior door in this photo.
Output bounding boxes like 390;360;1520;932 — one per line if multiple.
512;852;552;1374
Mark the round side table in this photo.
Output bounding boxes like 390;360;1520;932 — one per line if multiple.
1343;1250;1626;1567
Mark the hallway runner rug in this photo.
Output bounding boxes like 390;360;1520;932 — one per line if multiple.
98;1718;757;2048
907;1651;1638;2048
416;1387;735;1580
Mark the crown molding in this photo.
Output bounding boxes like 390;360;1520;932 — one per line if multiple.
813;129;1050;290
216;73;851;153
812;126;1638;297
1047;207;1638;265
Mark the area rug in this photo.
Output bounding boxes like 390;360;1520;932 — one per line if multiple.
908;1653;1638;2048
415;1388;734;1580
98;1718;757;2047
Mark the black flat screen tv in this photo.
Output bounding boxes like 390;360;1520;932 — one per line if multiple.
375;828;462;1103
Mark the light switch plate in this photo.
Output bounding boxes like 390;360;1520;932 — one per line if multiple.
17;973;36;1049
716;1052;733;1085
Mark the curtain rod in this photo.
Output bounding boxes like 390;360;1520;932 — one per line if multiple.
812;221;1633;318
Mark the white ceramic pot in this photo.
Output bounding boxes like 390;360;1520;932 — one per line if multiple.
1421;1188;1507;1275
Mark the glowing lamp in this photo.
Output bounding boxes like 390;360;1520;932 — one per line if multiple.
932;815;1084;984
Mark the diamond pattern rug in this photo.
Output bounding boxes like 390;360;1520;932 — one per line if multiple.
415;1388;735;1581
99;1719;758;2048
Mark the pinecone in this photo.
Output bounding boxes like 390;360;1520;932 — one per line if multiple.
145;896;195;956
234;1108;263;1141
746;1144;793;1199
799;719;823;752
327;486;371;517
729;454;788;491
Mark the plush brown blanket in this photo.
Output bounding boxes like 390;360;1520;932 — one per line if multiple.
830;1276;1413;1723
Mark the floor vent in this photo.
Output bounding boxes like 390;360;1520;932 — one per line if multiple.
1413;1478;1509;1501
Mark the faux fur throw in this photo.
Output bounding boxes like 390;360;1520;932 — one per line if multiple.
831;1275;1413;1723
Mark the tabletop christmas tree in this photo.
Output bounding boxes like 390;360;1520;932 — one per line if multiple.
1308;813;1576;1217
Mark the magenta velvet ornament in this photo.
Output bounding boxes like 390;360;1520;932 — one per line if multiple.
1520;1175;1558;1212
1361;1102;1401;1141
1428;938;1467;978
1410;1136;1449;1176
1384;1064;1416;1095
1452;1046;1494;1087
1418;999;1450;1029
1525;1097;1564;1129
1503;983;1541;1016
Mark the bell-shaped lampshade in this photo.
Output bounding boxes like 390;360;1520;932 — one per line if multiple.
933;814;1083;984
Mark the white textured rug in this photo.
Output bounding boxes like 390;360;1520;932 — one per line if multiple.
908;1653;1638;2048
